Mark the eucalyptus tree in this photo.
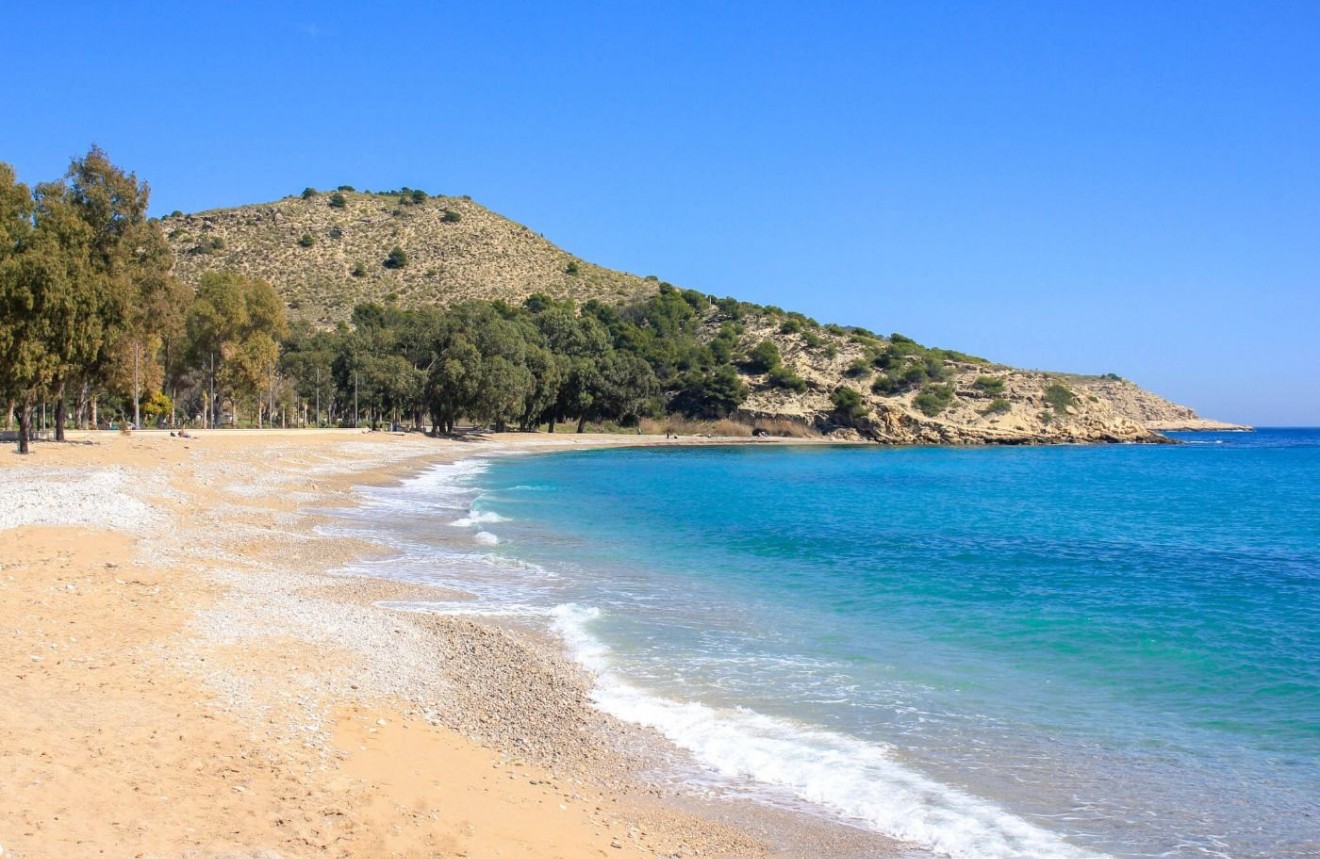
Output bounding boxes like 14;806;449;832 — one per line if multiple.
36;147;176;435
185;271;288;427
0;164;54;452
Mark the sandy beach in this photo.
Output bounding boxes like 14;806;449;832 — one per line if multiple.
1;429;899;859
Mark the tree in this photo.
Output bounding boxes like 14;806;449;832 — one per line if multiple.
744;339;781;374
384;246;408;269
33;147;172;437
185;271;288;427
0;164;54;453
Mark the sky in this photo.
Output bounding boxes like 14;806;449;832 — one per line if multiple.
5;1;1318;425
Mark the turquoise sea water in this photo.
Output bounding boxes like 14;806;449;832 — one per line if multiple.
332;429;1320;858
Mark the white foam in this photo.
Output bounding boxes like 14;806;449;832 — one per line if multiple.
450;509;508;527
473;531;500;545
549;604;1105;859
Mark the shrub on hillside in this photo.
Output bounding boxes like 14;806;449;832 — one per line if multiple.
745;340;781;374
301;187;318;199
442;208;461;223
767;365;807;392
831;387;869;420
328;192;347;208
974;376;1006;397
384;246;408;269
298;233;315;248
1044;383;1077;412
350;261;366;277
913;383;956;417
982;398;1012;416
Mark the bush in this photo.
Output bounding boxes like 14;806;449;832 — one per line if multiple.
1044;383;1077;412
831;387;868;419
973;376;1005;397
328;226;343;239
801;331;823;348
191;235;225;255
337;185;355;192
982;398;1012;416
442;208;461;223
846;357;872;378
565;261;580;275
350;261;366;277
779;318;803;335
384;246;408;269
411;189;427;204
328;192;347;208
745;340;781;374
767;365;807;392
298;233;315;248
913;383;956;417
301;187;318;199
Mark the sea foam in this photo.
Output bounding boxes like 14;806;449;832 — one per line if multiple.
549;603;1105;859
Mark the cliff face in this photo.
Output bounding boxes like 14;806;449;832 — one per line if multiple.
160;193;1244;443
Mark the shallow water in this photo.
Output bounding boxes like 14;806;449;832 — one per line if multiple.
329;430;1320;858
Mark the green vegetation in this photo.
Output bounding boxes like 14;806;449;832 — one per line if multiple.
301;187;318;200
441;208;461;223
913;383;956;417
1;148;189;449
328;192;347;208
32;160;1167;445
1044;383;1077;412
767;364;807;391
866;332;974;397
831;386;868;420
744;339;781;374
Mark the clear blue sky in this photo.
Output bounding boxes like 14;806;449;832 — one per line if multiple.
6;1;1318;424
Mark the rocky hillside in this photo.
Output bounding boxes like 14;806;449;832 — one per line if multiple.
160;192;1244;443
693;313;1241;444
160;189;651;325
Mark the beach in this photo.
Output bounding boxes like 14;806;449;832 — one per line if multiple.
0;429;896;859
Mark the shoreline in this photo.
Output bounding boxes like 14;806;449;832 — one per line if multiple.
1;429;902;858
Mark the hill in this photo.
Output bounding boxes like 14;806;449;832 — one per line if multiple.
160;189;651;325
159;191;1244;443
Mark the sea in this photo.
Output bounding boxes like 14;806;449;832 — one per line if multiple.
325;428;1319;859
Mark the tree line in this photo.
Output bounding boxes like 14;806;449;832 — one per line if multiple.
3;150;805;453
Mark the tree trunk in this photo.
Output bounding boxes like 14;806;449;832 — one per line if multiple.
16;403;31;455
54;382;67;441
577;415;588;434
